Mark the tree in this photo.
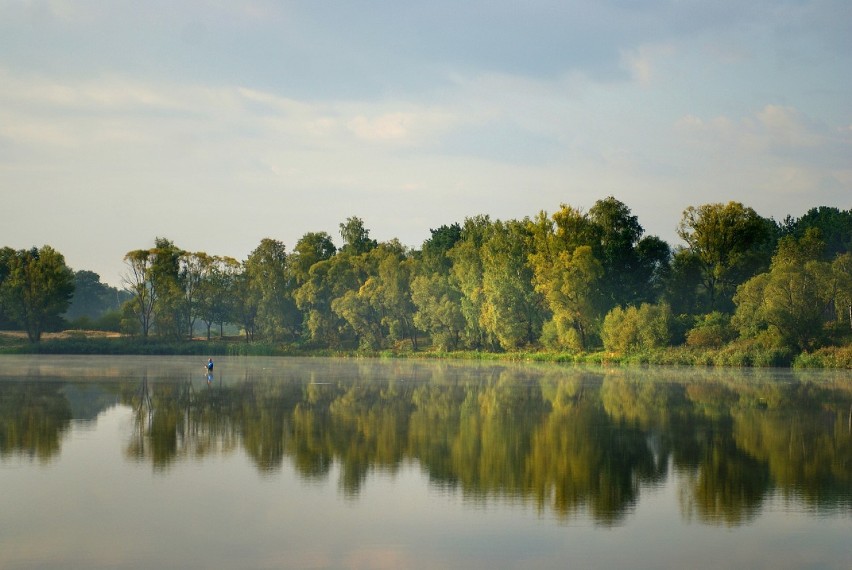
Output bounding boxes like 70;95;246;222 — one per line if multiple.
528;207;605;350
832;253;852;331
179;251;212;339
197;256;240;340
366;241;419;349
588;197;645;307
293;254;359;348
733;230;833;351
783;206;852;259
244;238;299;342
601;303;674;354
0;246;74;342
448;216;494;349
420;223;462;274
122;249;157;337
149;238;184;339
64;270;122;323
289;232;336;287
677;202;776;313
411;273;465;350
479;219;543;350
339;216;377;255
122;238;184;338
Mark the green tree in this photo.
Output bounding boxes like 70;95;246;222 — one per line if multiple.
832;253;852;331
197;255;240;340
783;206;852;259
339;216;377;255
664;248;705;316
294;253;359;348
366;241;419;349
448;216;494;349
244;238;299;342
0;247;16;328
479;219;543;350
0;246;75;342
420;223;462;274
733;230;833;351
529;206;605;350
149;238;185;339
64;270;126;325
677;202;776;313
411;273;465;350
289;232;336;287
179;251;212;339
589;197;669;307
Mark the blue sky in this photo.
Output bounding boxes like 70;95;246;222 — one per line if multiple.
1;0;850;286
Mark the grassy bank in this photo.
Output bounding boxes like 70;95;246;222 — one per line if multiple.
2;330;851;368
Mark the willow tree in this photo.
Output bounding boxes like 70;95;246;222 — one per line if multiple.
529;206;605;351
479;219;543;350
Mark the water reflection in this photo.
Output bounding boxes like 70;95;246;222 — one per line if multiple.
1;360;850;527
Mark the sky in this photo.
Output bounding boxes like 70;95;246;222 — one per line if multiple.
1;0;850;287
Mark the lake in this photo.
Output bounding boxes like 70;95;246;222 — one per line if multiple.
1;355;850;569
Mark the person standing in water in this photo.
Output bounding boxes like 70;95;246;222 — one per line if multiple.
206;358;214;384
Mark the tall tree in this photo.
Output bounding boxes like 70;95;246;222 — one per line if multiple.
197;255;240;340
448;216;494;350
0;246;74;342
339;216;377;256
149;238;185;339
122;249;157;337
677;202;776;313
179;251;212;339
783;206;852;259
244;238;298;342
529;207;605;350
289;232;337;287
479;219;543;350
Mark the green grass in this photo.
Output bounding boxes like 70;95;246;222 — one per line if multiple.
2;331;850;368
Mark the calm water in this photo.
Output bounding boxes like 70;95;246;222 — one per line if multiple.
1;355;850;569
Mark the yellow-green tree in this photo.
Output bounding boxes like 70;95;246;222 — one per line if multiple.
733;230;834;350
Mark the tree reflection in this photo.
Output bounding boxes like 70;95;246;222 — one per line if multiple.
0;381;72;461
3;364;849;525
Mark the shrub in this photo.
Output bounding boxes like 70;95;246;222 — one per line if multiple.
601;303;674;354
686;312;737;348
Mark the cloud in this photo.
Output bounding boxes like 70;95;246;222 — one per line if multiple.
620;43;675;85
675;105;842;155
346;110;461;145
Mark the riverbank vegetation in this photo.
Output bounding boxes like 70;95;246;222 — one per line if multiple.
2;198;851;367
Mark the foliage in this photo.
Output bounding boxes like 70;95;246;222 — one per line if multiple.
686;312;737;348
601;303;675;354
4;198;851;363
0;246;75;342
733;230;838;351
677;202;776;312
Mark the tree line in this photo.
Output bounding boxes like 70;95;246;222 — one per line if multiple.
2;198;851;356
